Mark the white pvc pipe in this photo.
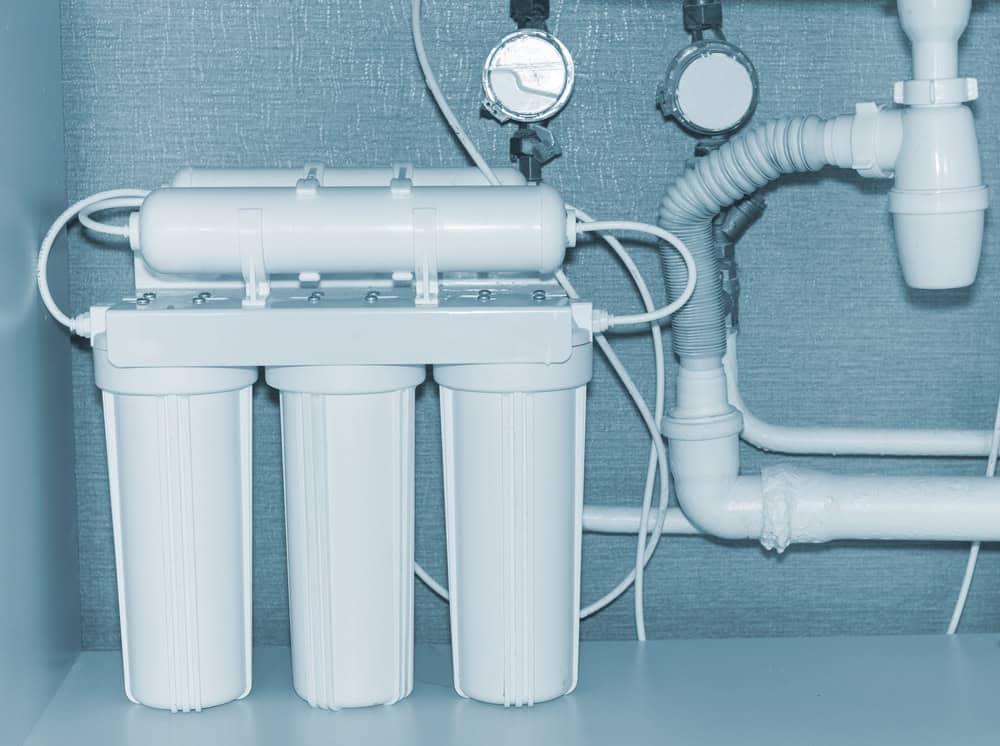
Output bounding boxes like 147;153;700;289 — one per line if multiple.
659;335;1000;551
898;0;969;81
724;332;992;457
758;466;1000;551
581;506;700;536
892;0;988;290
619;0;993;555
591;468;1000;552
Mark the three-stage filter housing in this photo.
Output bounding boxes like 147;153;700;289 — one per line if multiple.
91;166;592;711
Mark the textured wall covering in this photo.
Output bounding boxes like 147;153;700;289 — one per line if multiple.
1;2;79;740
62;0;1000;649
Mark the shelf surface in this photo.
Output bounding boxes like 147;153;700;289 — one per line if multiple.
24;635;1000;745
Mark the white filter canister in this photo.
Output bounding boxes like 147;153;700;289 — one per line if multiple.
265;364;426;709
132;183;570;277
93;343;257;712
434;342;592;706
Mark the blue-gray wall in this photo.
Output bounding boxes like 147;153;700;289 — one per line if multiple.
62;0;1000;649
1;0;79;739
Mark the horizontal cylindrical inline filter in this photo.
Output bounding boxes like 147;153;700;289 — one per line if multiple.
265;363;426;709
434;342;592;706
93;341;257;712
131;183;570;277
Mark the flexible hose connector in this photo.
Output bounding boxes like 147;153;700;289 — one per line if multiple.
659;116;832;359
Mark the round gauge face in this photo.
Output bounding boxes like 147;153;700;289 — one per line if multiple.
482;29;575;123
662;41;758;136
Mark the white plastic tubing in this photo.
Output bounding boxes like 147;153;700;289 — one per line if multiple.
723;331;994;458
37;190;149;335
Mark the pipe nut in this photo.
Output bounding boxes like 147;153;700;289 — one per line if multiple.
662;407;743;441
893;77;978;106
851;103;902;179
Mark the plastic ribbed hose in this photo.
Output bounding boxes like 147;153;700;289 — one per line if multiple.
662;222;721;358
659;116;831;359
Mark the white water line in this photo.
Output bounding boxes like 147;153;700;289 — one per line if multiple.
583;467;1000;551
724;331;993;458
582;506;700;536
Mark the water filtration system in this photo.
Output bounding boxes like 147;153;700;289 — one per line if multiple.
77;165;608;711
33;0;1000;716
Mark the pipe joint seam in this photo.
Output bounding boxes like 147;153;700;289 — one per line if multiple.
850;103;903;179
662;408;743;441
759;464;819;553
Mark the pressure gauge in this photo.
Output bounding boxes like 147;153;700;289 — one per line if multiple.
482;29;575;124
657;40;758;136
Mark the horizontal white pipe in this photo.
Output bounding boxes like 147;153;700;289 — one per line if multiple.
758;466;1000;550
581;506;700;536
724;332;992;457
589;468;1000;551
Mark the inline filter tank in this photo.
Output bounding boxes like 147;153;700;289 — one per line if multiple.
93;338;257;712
434;340;591;706
128;182;572;277
265;363;426;709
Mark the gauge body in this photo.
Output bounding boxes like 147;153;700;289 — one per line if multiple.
482;29;575;123
658;40;758;136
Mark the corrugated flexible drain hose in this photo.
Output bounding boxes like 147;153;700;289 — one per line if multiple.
659;116;833;360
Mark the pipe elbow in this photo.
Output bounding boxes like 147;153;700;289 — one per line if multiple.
659;115;832;232
673;468;763;542
663;411;762;541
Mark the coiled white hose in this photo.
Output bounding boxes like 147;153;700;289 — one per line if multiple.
36;190;149;337
554;269;669;640
79;196;142;238
572;208;668;624
578;220;696;331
